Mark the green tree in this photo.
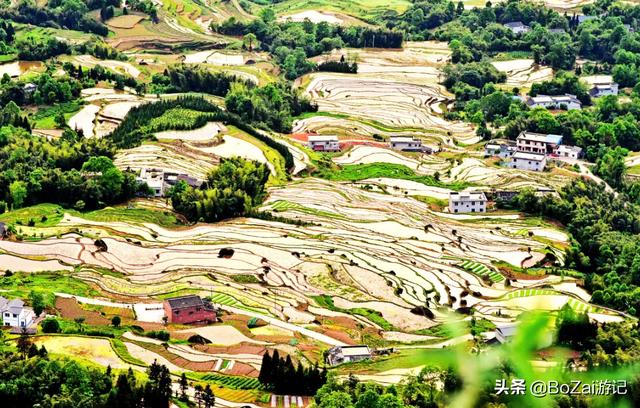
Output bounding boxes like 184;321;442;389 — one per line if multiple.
9;180;27;209
41;318;61;333
28;291;45;316
243;33;257;51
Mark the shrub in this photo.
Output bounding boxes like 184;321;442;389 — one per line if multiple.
145;330;170;341
41;318;61;333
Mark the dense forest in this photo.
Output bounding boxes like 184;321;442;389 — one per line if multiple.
0;1;110;36
150;65;317;133
0;124;143;212
168;157;270;222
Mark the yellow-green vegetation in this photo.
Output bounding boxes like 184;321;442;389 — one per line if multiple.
0;273;100;308
32;101;83;129
225;125;289;185
270;0;410;19
0;203;180;229
110;338;147;366
316;162;472;191
312;294;395;331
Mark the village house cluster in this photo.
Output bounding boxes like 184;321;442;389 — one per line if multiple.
486;131;583;172
307;134;433;153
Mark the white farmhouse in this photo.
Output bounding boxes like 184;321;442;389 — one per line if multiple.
504;21;530;34
327;345;372;366
589;81;619;97
136;168;201;198
448;191;488;214
511;151;547;171
389;136;422;151
516;132;563;154
526;94;581;110
555;145;583;159
495;323;519;343
137;168;165;197
0;297;36;328
308;135;340;152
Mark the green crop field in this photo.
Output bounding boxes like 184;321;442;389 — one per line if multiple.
459;260;504;283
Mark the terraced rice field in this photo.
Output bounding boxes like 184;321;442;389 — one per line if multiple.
208;293;270;315
114;142;219;180
200;373;262;389
71;55;142;78
0;60;43;77
459;260;504;283
492;59;554;88
299;42;478;146
1;177;609;335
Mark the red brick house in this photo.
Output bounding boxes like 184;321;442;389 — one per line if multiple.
163;295;217;324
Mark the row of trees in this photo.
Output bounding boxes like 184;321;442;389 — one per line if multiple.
258;350;327;395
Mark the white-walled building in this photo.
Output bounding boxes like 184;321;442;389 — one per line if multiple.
0;298;36;328
327;345;372;366
516;132;563;154
504;21;530;34
485;141;516;158
389;136;423;152
511;151;547;171
495;324;519;343
526;94;582;110
448;191;488;213
555;145;583;159
589;81;619;97
308;135;340;152
136;168;201;198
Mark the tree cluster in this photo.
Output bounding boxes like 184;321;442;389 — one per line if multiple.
0;125;143;211
317;55;358;74
0;1;109;36
0;349;172;408
258;350;327;395
168;157;270;223
313;367;461;408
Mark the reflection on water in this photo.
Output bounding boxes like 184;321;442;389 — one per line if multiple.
0;60;43;77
